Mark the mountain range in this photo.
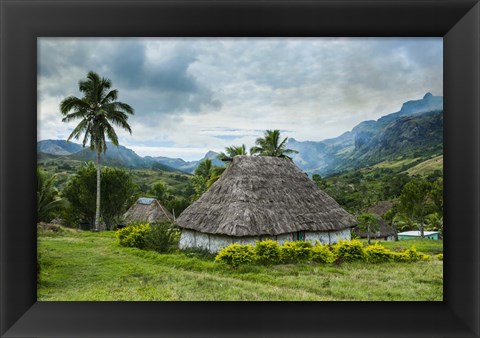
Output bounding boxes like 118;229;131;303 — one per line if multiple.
37;140;223;174
287;92;443;175
37;93;443;176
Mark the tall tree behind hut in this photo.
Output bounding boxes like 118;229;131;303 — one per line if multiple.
250;130;298;160
60;71;134;231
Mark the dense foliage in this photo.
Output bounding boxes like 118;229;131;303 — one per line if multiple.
254;240;281;265
116;222;151;249
332;240;365;262
62;162;137;229
37;168;65;222
312;158;443;238
214;239;434;267
116;221;180;253
280;241;313;263
144;222;180;253
214;244;256;267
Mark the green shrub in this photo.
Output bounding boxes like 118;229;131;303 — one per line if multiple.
436;253;443;261
144;221;180;253
364;243;395;263
332;240;364;262
254;240;281;265
215;244;256;267
116;223;151;249
280;241;313;263
311;242;335;264
394;246;431;262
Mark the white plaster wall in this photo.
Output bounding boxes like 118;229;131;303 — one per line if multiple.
179;229;195;250
276;233;295;245
195;232;210;251
179;228;352;253
209;235;234;253
304;231;330;245
235;237;258;246
328;228;351;243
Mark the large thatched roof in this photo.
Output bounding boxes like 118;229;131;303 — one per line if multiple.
123;198;173;224
177;156;356;237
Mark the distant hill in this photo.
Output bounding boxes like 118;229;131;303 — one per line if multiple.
146;156;187;169
288;93;443;176
155;150;224;173
37;139;222;174
37;140;83;155
67;143;149;168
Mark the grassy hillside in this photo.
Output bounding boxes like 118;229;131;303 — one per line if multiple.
406;155;443;176
38;227;443;301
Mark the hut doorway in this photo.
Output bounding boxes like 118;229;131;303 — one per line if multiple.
297;231;305;241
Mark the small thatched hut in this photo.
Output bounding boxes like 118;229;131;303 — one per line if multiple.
177;156;357;253
123;197;173;224
353;201;396;241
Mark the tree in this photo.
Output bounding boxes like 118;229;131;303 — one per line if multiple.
100;167;137;229
425;213;443;234
398;178;432;237
210;144;249;187
190;159;213;200
194;158;213;178
217;144;248;161
62;162;136;230
430;177;443;216
60;71;134;231
250;130;298;159
392;213;418;233
357;213;381;245
383;208;399;241
37;168;66;222
150;181;172;205
312;174;327;189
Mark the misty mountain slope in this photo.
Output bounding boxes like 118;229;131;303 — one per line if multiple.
37;140;83;155
288;93;443;176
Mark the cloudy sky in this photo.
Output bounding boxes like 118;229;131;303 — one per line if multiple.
38;38;442;161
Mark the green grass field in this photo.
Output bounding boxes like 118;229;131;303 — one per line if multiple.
38;227;443;301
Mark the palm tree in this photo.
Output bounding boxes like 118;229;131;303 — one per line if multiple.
217;144;248;161
250;130;298;159
37;168;66;222
208;144;249;188
60;71;134;231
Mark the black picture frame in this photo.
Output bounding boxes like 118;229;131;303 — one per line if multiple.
1;0;479;337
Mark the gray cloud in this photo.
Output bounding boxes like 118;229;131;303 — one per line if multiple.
38;38;221;120
38;38;442;160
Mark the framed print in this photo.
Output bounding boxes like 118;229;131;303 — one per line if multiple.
1;0;479;337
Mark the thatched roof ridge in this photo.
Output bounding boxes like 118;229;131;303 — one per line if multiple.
177;156;356;237
123;198;173;224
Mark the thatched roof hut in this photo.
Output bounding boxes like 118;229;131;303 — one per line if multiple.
177;156;356;252
123;197;173;224
353;201;396;240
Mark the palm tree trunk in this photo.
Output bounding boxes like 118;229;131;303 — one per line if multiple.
95;150;101;231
